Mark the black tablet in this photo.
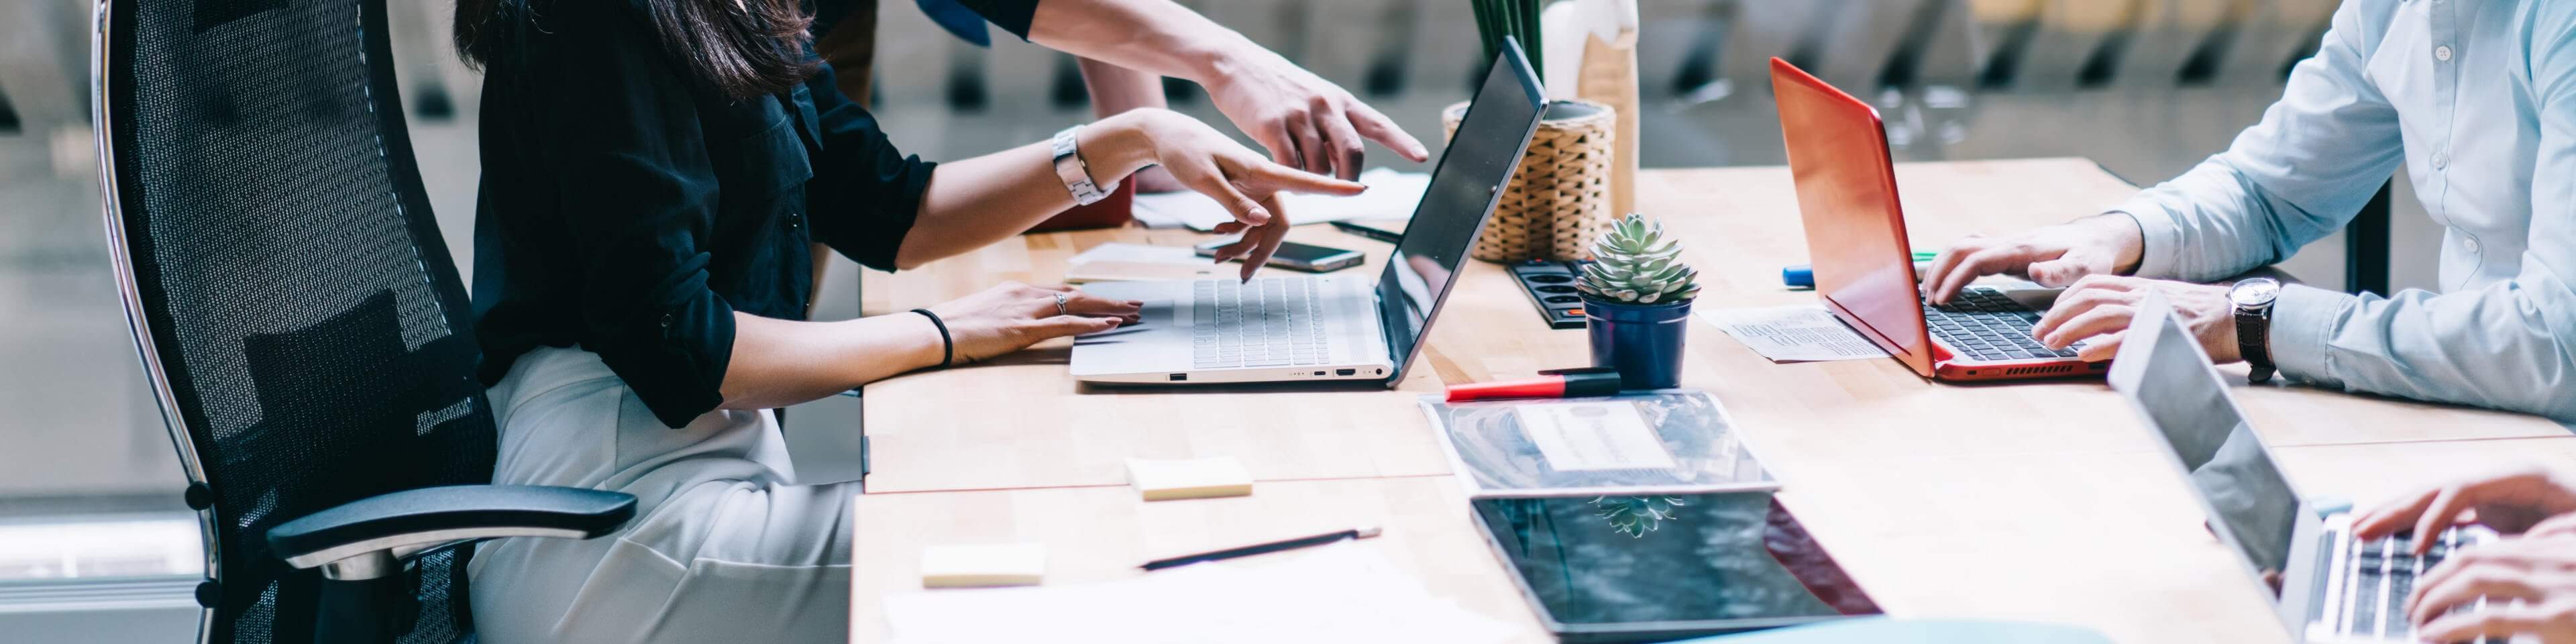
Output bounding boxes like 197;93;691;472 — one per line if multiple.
1468;491;1880;643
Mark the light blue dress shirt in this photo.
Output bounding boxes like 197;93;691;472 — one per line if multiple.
2113;0;2576;422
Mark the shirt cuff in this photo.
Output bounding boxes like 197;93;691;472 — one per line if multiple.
2268;283;2353;389
2113;195;2186;279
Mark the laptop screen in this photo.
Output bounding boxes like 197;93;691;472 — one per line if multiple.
2118;301;2301;586
1375;42;1545;382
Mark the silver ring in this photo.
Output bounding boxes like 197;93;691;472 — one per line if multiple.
1055;292;1069;317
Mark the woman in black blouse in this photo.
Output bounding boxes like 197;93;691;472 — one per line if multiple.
451;0;1362;640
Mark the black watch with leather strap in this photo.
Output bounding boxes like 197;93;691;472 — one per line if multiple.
2230;278;2282;383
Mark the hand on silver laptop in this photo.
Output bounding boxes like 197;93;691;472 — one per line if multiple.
1919;213;2145;305
2356;465;2576;554
2404;535;2576;643
2027;275;2237;362
924;282;1144;364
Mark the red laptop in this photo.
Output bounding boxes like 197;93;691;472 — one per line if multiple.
1770;58;2108;381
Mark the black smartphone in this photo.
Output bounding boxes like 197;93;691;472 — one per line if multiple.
1194;239;1366;272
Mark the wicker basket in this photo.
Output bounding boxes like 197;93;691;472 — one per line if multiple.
1444;99;1617;262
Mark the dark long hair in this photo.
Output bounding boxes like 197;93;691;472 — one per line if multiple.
453;0;818;99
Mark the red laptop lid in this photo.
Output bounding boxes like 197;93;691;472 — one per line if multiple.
1769;58;1934;376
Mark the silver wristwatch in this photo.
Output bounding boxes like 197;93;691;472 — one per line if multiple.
2230;277;2282;383
1049;125;1118;205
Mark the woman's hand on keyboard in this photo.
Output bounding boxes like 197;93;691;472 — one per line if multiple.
927;282;1143;364
2357;465;2576;554
2408;536;2576;643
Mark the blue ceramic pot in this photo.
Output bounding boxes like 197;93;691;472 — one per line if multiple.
1583;296;1693;389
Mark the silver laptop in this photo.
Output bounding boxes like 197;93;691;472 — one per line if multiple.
2110;292;2497;643
1069;41;1547;386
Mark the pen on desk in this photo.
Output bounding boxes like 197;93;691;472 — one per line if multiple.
1445;367;1623;402
1330;220;1405;244
1782;252;1937;288
1140;526;1384;571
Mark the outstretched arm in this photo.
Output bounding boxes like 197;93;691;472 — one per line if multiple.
1000;0;1428;180
890;108;1365;274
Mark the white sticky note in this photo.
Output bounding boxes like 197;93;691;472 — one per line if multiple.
1124;457;1254;501
920;543;1047;588
1511;401;1678;472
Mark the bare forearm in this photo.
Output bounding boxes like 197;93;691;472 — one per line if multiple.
718;311;942;409
1079;57;1167;119
1022;0;1246;84
893;110;1163;267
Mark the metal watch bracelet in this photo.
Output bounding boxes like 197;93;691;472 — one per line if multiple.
1049;125;1118;205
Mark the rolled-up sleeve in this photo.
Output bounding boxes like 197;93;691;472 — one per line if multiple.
2259;7;2576;423
804;62;936;270
534;11;736;427
2115;1;2406;283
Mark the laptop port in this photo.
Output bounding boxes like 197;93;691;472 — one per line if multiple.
1169;373;1187;381
1335;368;1356;376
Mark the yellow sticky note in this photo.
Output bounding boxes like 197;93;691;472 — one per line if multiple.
919;543;1046;588
1124;457;1254;501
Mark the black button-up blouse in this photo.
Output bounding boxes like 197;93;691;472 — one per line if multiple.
472;0;1035;427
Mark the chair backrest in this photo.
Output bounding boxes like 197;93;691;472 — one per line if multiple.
95;0;496;641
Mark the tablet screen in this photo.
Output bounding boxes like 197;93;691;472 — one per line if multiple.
1470;492;1878;632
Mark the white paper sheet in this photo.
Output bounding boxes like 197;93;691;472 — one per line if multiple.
1511;401;1678;472
1699;305;1892;363
881;544;1513;644
1130;168;1430;231
1067;242;1201;266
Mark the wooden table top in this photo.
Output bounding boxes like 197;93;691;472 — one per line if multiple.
851;158;2571;643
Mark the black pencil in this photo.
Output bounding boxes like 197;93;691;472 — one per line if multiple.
1140;526;1384;571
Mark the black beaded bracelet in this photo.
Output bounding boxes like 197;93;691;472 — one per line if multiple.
909;308;953;368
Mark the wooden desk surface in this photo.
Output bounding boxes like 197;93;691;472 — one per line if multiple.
858;158;2564;493
851;158;2571;643
851;476;1552;643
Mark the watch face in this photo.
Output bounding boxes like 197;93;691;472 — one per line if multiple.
2229;278;2281;307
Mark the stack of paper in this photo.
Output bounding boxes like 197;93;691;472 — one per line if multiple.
1063;242;1230;283
1130;168;1430;231
883;544;1513;643
1066;242;1201;266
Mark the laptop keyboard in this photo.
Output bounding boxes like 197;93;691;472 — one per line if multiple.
2341;529;2491;642
1191;278;1334;369
1922;286;2080;361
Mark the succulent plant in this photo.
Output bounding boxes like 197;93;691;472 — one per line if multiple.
1576;213;1701;305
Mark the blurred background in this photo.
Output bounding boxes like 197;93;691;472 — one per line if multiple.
0;0;2436;638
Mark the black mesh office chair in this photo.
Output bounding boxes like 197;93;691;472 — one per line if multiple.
93;0;637;641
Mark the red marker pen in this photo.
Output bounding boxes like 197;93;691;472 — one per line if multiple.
1445;367;1625;402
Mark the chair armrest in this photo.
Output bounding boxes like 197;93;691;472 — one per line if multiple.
267;485;635;578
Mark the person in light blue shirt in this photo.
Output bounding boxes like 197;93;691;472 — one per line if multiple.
1921;0;2576;422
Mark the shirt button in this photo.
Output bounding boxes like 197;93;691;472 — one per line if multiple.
786;211;803;229
2465;237;2481;253
2432;152;2450;170
2435;45;2453;62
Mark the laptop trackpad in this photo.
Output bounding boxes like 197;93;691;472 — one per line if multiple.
1075;299;1175;341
